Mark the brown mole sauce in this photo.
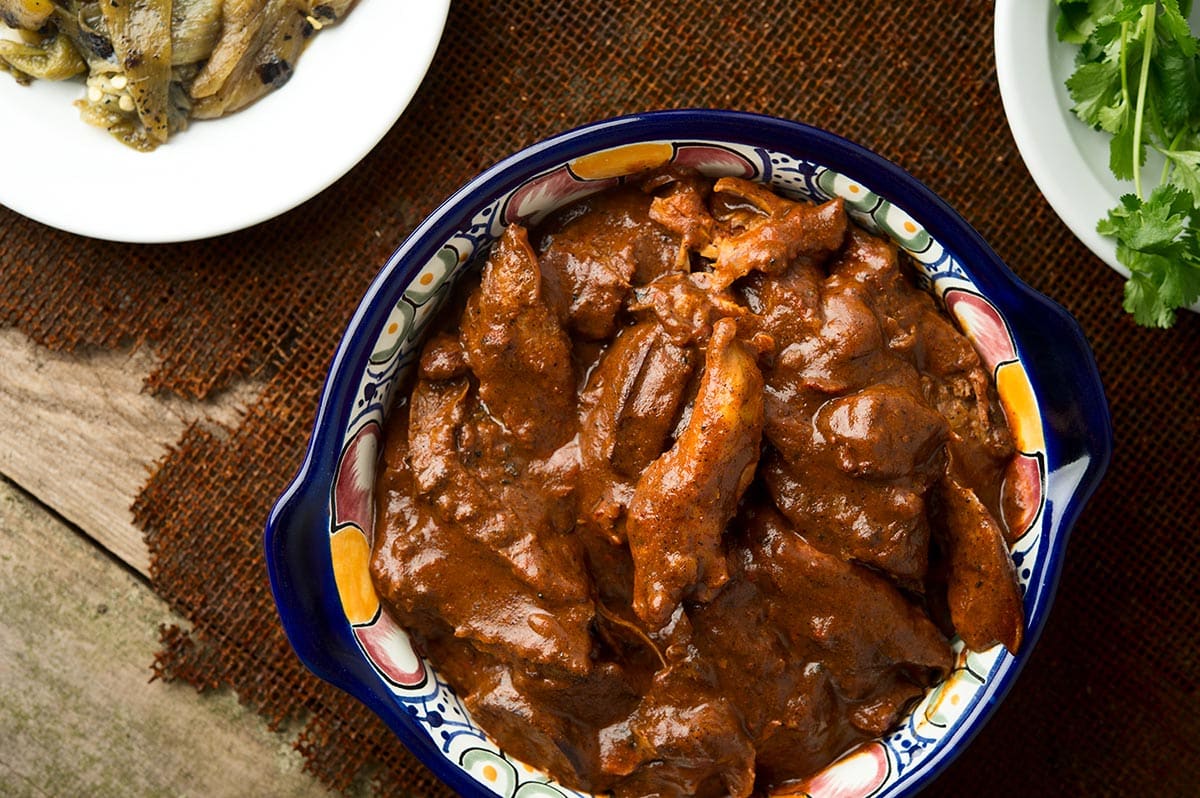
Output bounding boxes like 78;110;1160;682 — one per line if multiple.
371;170;1025;797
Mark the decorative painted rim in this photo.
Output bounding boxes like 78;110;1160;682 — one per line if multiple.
266;110;1113;798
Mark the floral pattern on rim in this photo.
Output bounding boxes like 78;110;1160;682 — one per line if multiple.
324;141;1050;798
774;742;892;798
501;141;757;227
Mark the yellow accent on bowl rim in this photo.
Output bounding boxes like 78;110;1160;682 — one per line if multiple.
996;361;1045;453
331;525;381;625
570;142;674;180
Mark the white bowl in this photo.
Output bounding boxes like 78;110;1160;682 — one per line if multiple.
994;0;1200;312
0;2;448;243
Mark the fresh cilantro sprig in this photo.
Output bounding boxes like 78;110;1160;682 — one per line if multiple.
1056;0;1200;327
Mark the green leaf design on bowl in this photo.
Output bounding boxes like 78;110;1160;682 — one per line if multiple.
369;299;416;364
405;246;459;304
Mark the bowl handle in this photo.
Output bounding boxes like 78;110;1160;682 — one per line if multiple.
264;477;359;687
1012;292;1113;484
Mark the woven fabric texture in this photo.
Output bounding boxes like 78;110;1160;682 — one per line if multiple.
2;2;1197;795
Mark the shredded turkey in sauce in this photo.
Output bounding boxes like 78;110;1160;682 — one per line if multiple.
372;170;1026;797
0;0;355;150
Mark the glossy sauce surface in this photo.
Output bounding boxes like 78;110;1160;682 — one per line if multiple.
372;172;1024;797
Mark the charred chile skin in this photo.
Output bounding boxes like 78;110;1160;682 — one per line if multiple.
256;58;292;88
0;1;356;149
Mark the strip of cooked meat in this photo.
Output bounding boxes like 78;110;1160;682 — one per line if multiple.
626;317;764;628
460;224;578;455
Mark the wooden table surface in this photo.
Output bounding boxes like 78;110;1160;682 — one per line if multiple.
0;328;333;797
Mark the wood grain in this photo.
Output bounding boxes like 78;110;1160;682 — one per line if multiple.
0;328;260;575
0;475;330;797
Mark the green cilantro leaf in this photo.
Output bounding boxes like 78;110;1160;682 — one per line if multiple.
1066;60;1124;129
1163;148;1200;205
1159;249;1200;307
1056;0;1125;43
1154;39;1200;130
1081;19;1126;62
1120;243;1200;327
1110;0;1156;25
1123;268;1177;326
1109;106;1139;179
1102;187;1200;327
1101;186;1188;249
1157;0;1195;55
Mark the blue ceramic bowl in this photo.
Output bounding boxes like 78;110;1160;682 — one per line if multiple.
265;110;1112;798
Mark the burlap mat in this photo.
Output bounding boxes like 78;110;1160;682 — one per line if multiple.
2;2;1196;795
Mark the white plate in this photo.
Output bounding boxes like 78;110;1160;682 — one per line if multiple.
994;0;1200;312
0;2;448;243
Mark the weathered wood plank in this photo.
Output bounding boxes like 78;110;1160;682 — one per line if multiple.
0;475;331;797
0;328;259;575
